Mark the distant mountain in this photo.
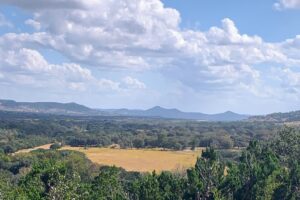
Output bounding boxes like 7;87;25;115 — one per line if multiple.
249;110;300;122
0;99;249;121
0;99;98;115
100;106;249;121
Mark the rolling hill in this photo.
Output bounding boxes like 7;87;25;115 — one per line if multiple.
99;106;249;121
249;110;300;122
0;99;97;115
0;99;248;121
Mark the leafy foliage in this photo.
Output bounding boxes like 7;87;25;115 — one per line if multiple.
1;111;300;199
0;111;279;153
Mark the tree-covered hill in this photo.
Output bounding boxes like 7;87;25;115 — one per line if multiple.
249;110;300;122
0;99;97;115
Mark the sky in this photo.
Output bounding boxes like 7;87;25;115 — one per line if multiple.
1;0;300;114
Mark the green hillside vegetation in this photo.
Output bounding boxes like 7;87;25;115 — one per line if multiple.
0;127;299;199
0;111;279;154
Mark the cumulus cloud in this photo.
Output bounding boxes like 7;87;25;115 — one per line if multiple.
0;47;94;91
0;43;141;95
0;34;147;95
0;1;278;71
0;48;93;82
274;0;300;10
0;0;181;69
273;67;300;93
96;77;146;91
97;79;120;91
0;0;100;10
25;19;41;30
0;1;280;90
1;0;300;110
122;76;146;89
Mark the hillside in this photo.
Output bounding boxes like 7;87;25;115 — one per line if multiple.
0;99;248;121
0;99;97;115
249;110;300;122
100;106;249;121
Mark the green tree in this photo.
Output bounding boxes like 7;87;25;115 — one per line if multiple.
131;171;162;200
222;141;284;200
90;166;128;200
157;171;185;200
185;148;225;200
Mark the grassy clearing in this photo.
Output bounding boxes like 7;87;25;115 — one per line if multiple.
284;121;300;127
14;144;202;172
61;146;202;172
14;143;54;154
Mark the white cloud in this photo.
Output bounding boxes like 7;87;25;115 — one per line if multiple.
0;0;99;10
206;18;262;45
0;30;148;95
274;0;300;10
68;82;86;91
2;0;300;111
0;49;87;91
0;44;132;93
0;1;278;73
274;67;300;93
0;1;281;88
0;48;93;82
25;19;41;30
97;79;120;91
0;0;181;69
96;77;146;91
122;76;146;89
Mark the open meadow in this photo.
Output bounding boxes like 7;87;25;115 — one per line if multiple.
14;143;54;154
61;146;202;172
16;144;202;172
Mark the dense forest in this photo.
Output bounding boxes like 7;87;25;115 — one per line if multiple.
1;111;299;199
0;127;299;199
0;111;280;154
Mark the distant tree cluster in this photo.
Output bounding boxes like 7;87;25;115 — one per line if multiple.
0;111;280;153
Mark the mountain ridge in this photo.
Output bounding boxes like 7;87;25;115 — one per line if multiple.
98;106;249;121
0;99;96;115
0;99;248;121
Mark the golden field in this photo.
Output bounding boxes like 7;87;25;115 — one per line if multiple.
61;146;202;172
15;144;202;172
14;143;54;154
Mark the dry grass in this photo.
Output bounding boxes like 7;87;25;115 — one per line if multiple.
61;146;202;172
14;143;54;154
14;144;202;172
284;121;300;127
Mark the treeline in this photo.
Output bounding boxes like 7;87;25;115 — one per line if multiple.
0;111;280;153
250;110;300;122
0;127;299;199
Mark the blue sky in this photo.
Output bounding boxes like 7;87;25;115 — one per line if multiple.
164;0;300;42
1;0;300;114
